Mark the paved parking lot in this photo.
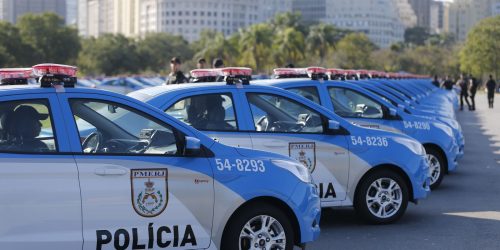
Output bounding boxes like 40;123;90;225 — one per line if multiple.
308;93;500;250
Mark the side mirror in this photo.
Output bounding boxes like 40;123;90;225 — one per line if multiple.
185;136;202;156
389;108;397;117
328;120;340;130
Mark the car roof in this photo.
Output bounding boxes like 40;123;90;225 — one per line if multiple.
0;84;130;99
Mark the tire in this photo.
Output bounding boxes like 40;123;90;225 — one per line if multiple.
221;203;295;250
354;169;409;224
426;147;446;190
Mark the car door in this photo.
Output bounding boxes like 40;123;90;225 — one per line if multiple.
59;94;214;250
163;90;253;149
326;87;402;133
240;90;350;204
0;94;82;250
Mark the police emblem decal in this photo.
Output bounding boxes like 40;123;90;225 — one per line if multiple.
131;169;168;217
289;142;316;173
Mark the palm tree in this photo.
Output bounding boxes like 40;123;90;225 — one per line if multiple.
238;23;274;71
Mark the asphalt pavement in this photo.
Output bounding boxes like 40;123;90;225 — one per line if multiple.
306;93;500;250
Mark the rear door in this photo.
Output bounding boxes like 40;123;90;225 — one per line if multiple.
59;94;214;250
164;90;253;149
240;90;350;203
0;94;82;249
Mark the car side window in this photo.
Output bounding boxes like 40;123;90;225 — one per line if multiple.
0;99;57;153
328;87;384;119
287;87;321;105
165;93;238;131
70;99;182;156
246;93;324;134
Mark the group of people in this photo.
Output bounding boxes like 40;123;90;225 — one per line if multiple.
434;74;498;110
165;57;225;85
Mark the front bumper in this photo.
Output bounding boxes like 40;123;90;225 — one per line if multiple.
412;155;431;201
446;141;460;172
288;182;321;244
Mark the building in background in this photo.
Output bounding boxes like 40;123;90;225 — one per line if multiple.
448;0;500;41
395;0;418;28
260;0;293;22
292;0;326;23
408;0;431;28
0;0;66;23
430;0;452;34
324;0;412;48
66;0;78;25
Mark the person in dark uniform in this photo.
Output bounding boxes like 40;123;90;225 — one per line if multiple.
456;74;471;111
212;58;225;82
468;74;480;110
486;75;497;108
441;75;454;90
196;58;207;69
431;75;440;88
165;57;188;85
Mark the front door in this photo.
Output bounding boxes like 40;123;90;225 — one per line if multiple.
62;97;214;250
243;92;350;203
0;96;82;249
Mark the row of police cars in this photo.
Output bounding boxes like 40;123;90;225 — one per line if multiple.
0;64;462;250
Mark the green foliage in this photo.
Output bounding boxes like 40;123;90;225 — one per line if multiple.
137;33;192;73
17;13;80;65
404;27;430;46
78;34;140;76
333;33;376;69
460;16;500;78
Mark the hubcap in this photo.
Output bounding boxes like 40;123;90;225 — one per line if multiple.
366;178;403;219
239;215;286;250
427;154;441;185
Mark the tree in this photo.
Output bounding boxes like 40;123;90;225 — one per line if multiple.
273;28;305;67
305;23;350;65
78;34;140;76
137;33;192;73
404;27;430;46
333;33;376;69
0;21;34;67
238;23;274;72
192;30;238;67
17;13;80;65
460;16;500;78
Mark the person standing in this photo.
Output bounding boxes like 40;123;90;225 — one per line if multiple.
468;74;479;111
442;75;454;90
196;58;207;69
456;74;471;111
212;58;225;82
165;57;189;85
486;75;497;108
432;75;440;88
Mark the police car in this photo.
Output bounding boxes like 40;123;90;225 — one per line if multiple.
258;67;459;189
336;70;465;159
130;67;431;224
0;65;321;250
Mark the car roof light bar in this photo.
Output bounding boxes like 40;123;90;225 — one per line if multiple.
32;63;77;88
0;68;33;85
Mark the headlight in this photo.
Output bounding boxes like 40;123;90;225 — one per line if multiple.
271;159;312;183
393;137;426;156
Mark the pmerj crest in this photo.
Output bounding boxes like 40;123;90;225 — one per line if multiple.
131;169;168;217
289;142;316;173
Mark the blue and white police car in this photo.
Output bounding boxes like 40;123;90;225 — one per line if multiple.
258;67;459;189
0;64;321;250
130;67;431;224
336;70;465;159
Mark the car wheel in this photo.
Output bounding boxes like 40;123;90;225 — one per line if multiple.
426;147;446;189
221;203;294;250
355;169;409;224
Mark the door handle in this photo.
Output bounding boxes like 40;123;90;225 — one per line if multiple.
263;140;287;148
94;166;128;176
